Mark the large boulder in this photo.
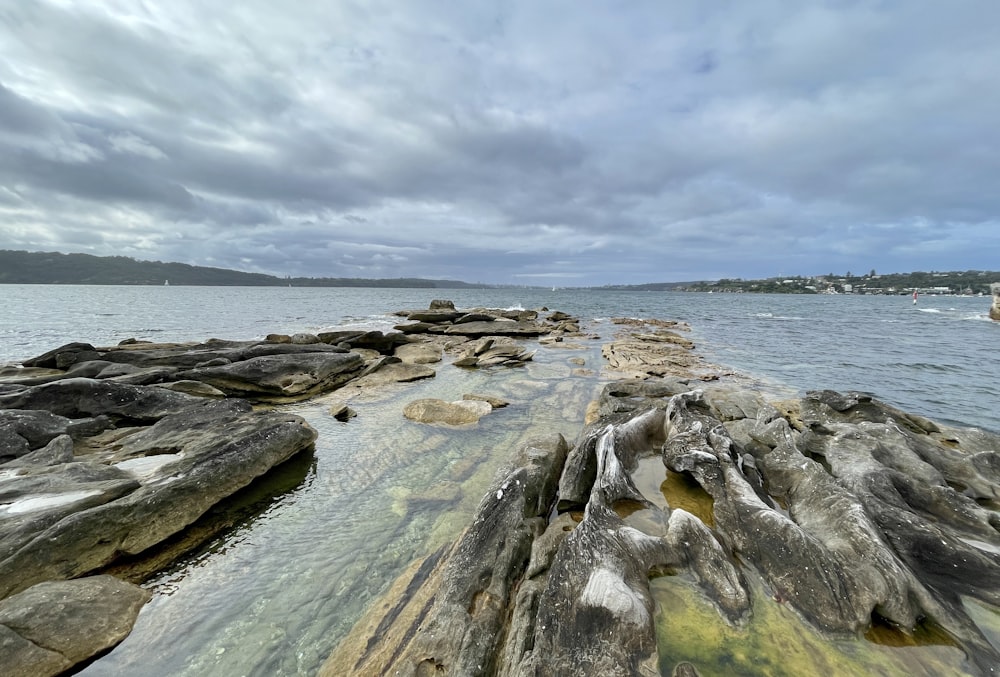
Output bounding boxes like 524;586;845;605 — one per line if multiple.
0;575;151;677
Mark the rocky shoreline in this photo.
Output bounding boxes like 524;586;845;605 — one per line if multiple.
1;301;997;675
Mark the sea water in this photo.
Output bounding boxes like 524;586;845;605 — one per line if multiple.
3;285;997;430
0;285;997;675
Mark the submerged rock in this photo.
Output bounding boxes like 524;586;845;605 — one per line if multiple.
403;398;494;425
320;435;569;676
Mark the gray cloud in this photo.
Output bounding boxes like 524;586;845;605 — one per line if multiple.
1;1;998;284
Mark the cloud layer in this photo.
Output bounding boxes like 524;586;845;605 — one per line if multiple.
2;1;998;284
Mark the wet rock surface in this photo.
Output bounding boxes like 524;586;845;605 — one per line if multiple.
8;301;998;676
325;320;1000;675
0;300;586;675
0;575;151;677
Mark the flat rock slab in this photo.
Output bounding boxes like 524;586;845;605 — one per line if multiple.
444;321;549;337
0;379;318;599
178;351;364;400
0;575;151;677
393;343;443;364
351;362;436;388
403;398;493;425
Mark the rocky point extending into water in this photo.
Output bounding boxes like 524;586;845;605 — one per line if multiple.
1;300;997;676
0;300;600;674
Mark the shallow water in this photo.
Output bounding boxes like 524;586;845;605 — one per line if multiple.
79;338;604;676
1;285;997;674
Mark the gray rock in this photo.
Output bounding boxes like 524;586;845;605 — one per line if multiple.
352;362;435;387
21;342;97;369
329;403;357;421
445;321;549;337
290;333;321;344
463;393;509;408
454;312;497;324
0;377;205;422
178;351;364;401
329;382;1000;676
154;380;227;398
0;575;151;677
320;435;568;677
0;384;317;598
403;398;493;425
393;342;443;364
1;434;74;467
406;310;463;323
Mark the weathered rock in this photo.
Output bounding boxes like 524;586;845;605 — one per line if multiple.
0;575;151;677
1;433;74;467
393;342;443;364
290;332;321;344
351;362;435;388
406;310;464;323
20;342;98;369
463;393;509;408
153;380;227;398
445;321;549;337
454;312;497;324
403;398;493;425
329;403;357;421
321;435;569;677
452;337;535;368
0;381;317;598
0;378;202;423
991;282;1000;321
177;351;364;401
329;371;1000;676
429;299;456;310
602;338;702;379
392;321;436;334
632;331;694;349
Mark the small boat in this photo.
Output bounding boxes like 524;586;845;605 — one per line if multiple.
164;280;169;286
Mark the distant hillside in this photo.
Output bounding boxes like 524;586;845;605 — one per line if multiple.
0;250;486;288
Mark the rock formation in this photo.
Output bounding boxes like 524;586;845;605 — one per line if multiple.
991;282;1000;321
324;379;1000;675
0;575;151;677
0;300;586;675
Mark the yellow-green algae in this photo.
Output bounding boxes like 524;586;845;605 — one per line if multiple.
630;442;987;675
652;553;976;677
650;548;984;677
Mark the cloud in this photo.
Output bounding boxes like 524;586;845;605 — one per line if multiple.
1;1;998;284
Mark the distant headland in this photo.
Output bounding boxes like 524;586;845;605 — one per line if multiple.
2;249;997;295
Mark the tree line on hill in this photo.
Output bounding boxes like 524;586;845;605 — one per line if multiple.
0;250;486;288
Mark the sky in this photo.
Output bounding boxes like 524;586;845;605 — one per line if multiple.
1;1;999;285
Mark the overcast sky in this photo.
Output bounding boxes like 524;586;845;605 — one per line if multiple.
2;2;998;285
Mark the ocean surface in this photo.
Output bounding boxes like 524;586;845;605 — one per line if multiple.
3;285;997;431
1;285;998;676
